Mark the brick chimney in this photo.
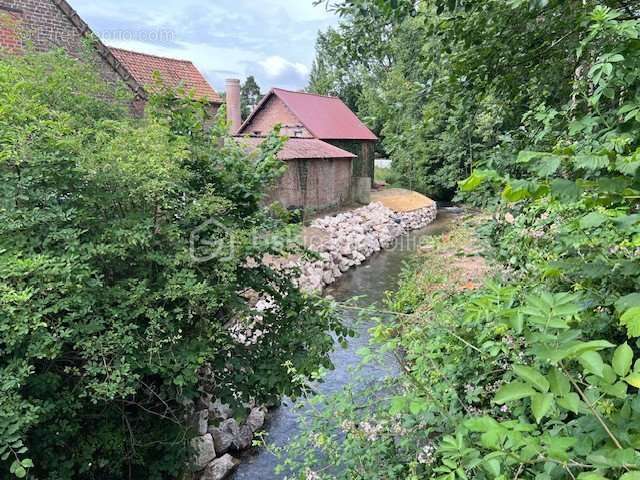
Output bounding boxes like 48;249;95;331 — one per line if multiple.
225;78;242;134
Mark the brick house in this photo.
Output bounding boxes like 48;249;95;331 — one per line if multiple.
0;0;221;113
110;47;222;115
230;85;377;211
236;136;356;211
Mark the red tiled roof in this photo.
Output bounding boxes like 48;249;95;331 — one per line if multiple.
239;88;378;141
109;47;222;104
234;136;356;160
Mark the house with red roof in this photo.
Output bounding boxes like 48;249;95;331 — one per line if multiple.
228;84;377;212
109;47;222;114
0;0;221;114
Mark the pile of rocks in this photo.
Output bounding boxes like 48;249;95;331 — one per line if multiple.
190;399;266;480
189;202;437;478
298;202;437;292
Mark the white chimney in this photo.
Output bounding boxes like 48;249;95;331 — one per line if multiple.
225;78;242;134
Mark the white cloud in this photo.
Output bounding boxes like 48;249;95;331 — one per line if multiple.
259;56;309;79
70;0;339;90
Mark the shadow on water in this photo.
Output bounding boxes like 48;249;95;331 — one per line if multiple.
232;211;459;479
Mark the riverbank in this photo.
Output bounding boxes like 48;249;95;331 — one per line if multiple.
275;212;503;479
232;212;459;479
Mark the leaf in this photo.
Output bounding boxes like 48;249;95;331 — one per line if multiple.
557;392;582;413
547;367;571;395
615;294;640;313
464;416;499;432
620;472;640;479
624;373;640;388
579;351;605;377
459;170;496;192
409;398;429;415
620;307;640;337
502;180;532;202
550;179;581;202
579;212;607;229
483;458;501;477
531;393;554;423
494;382;536;404
613;343;633;377
534;157;561;177
577;473;608;480
574;154;609;171
513;365;550;392
389;396;408;415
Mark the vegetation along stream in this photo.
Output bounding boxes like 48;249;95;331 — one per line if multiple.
233;211;459;479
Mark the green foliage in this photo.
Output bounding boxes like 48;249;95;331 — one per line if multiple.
309;0;639;201
283;3;640;478
240;75;263;121
0;50;347;479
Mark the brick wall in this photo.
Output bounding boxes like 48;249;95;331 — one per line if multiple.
0;7;21;52
267;157;352;211
0;0;123;85
243;95;312;138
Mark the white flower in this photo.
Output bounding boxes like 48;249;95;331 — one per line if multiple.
417;443;436;465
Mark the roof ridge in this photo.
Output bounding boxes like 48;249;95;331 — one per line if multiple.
108;46;196;65
50;0;146;99
273;87;339;100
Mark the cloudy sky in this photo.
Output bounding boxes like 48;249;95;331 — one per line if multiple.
69;0;339;92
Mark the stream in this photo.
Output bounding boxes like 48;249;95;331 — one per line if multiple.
232;211;457;479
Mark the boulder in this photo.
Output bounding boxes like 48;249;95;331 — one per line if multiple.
201;454;240;480
208;419;238;455
208;400;232;421
193;409;209;436
245;407;266;433
190;434;216;471
231;425;253;451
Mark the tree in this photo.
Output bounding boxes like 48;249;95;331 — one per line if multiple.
240;75;262;120
309;0;627;200
0;50;347;479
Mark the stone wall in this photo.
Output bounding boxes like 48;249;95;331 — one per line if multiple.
299;202;438;292
266;157;352;212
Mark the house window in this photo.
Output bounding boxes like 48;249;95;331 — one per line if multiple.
293;129;304;138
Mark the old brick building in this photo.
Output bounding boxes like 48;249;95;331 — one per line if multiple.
110;47;222;114
231;86;378;212
0;0;221;112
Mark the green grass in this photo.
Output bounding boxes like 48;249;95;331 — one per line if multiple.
374;167;393;184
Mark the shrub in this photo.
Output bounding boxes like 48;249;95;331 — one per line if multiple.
0;50;347;479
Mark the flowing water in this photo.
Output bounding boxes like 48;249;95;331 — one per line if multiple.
232;211;457;479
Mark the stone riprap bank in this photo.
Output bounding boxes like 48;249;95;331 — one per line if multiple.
299;202;438;292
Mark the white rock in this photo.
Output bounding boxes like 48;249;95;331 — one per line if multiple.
246;407;266;433
191;434;216;471
201;454;240;480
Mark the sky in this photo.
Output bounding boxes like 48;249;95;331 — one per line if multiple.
69;0;340;92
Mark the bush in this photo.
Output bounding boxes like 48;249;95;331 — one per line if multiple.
0;50;347;479
283;5;640;479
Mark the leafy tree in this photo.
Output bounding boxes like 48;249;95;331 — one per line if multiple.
240;75;263;120
310;0;639;200
0;50;347;479
287;3;640;479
